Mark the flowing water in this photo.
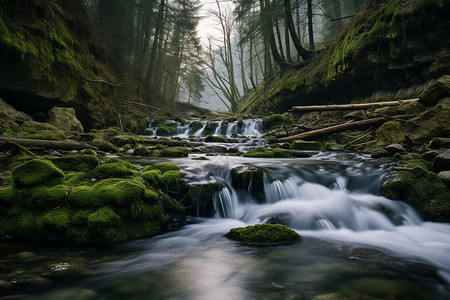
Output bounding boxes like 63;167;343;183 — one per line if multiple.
2;155;450;299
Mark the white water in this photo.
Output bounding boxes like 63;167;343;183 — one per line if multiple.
147;119;264;138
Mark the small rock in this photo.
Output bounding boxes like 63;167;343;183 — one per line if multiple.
433;149;450;172
386;144;405;154
429;137;450;149
70;150;79;154
423;149;446;161
371;148;391;158
437;171;450;187
0;280;14;293
50;150;63;157
419;75;450;106
17;251;35;260
125;149;134;155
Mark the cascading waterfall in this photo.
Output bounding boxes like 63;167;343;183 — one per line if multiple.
147;119;264;137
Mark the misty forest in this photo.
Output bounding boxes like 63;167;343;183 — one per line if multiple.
0;0;450;299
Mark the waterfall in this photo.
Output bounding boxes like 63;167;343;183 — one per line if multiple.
147;119;264;137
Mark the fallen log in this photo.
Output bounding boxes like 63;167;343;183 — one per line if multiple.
278;114;414;142
0;137;96;150
289;98;419;112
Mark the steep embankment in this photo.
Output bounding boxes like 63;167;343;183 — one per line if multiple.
0;0;140;129
241;0;450;114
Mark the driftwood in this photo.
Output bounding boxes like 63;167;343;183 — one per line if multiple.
278;114;414;142
330;13;357;22
289;98;419;112
0;137;96;150
123;100;160;110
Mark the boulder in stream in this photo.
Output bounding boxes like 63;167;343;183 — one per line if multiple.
231;166;264;202
225;224;301;245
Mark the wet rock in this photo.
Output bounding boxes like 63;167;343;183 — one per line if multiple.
49;150;63;157
325;142;345;151
0;280;14;294
376;121;405;146
423;149;446;161
419;75;450;106
385;143;405;155
184;183;223;217
404;100;450;145
312;293;349;300
433;149;450;172
429;137;450;149
42;288;99;300
231;166;264;202
48;107;84;133
438;171;450;187
371;148;391;158
291;150;319;158
15;275;53;288
225;224;301;244
290;140;322;151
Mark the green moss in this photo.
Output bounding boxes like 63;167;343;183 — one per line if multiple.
11;159;65;187
0;186;17;204
376;121;406;146
272;148;293;158
142;170;162;188
383;171;450;222
93;162;134;179
91;138;118;153
63;172;91;186
134;203;164;221
121;220;164;239
189;121;203;134
225;224;301;244
243;151;274;158
50;155;99;171
87;206;121;228
104;158;137;170
29;184;69;208
203;123;218;136
159;194;185;214
18;121;66;140
133;146;151;156
71;209;94;227
160;171;184;193
290;140;323;151
37;208;71;231
156;124;177;136
160;147;189;157
70;178;145;207
151;117;167;127
143;189;159;204
110;134;137;147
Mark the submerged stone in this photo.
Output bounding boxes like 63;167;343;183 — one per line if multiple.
225;224;301;244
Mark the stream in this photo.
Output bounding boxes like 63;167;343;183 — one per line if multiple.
1;120;450;299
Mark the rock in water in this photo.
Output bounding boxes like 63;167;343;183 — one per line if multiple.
225;224;301;244
371;148;391;158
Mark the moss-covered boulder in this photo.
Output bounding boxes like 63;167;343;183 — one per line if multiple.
383;171;450;222
244;147;273;158
91;138;118;153
419;75;450;106
28;184;69;208
184;183;223;217
37;208;71;232
50;155;99;171
18;121;66;140
231;166;264;202
290;140;323;151
160;171;185;194
225;224;301;244
156;124;177;136
142;170;162;188
70;178;146;207
87;206;121;228
272;148;293;158
376;121;406;146
143;163;179;174
263;114;289;130
133;146;151;156
11;159;65;187
93;162;134;179
48;107;84;133
205;135;229;143
160;147;188;157
189;121;204;134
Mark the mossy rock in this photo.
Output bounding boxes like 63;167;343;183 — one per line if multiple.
189;121;203;134
50;155;99;171
142;170;162;188
205;135;229;143
376;121;406;146
244;147;273;158
28;184;69;208
203;123;218;136
160;171;185;194
103;158;137;170
19;121;66;140
0;186;17;204
159;193;185;214
133;146;151;156
160;147;188;157
142;163;179;174
156;125;177;136
272;148;293;158
383;171;450;222
225;224;301;244
87;206;121;228
11;159;65;187
70;178;146;207
134;203;165;221
263;114;289;130
184;183;223;217
37;208;71;232
231;166;264;202
110;134;137;147
151;116;167;127
290;140;323;151
91;138;118;153
93;162;134;179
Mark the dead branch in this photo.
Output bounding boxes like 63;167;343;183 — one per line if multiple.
0;137;96;150
289;99;419;112
83;78;121;87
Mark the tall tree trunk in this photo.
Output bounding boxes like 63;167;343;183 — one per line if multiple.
307;0;315;50
283;0;311;60
285;22;293;63
145;0;165;93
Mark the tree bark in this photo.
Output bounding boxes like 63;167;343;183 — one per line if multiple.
290;99;419;112
307;0;314;50
283;0;311;60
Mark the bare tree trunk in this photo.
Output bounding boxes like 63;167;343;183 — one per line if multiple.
307;0;314;50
